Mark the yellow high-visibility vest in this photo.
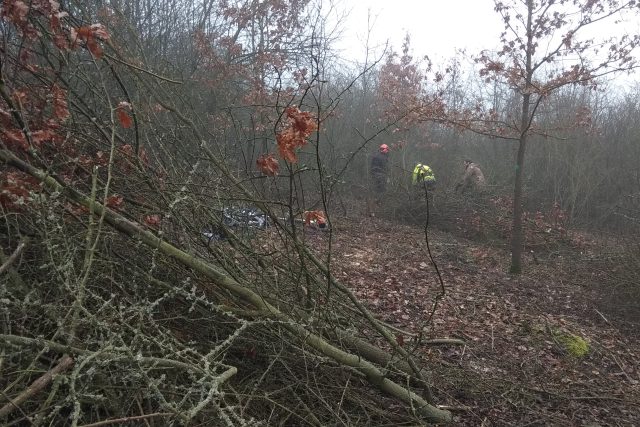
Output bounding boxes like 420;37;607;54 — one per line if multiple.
412;163;435;184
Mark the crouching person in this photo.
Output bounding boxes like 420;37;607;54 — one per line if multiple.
455;160;486;194
412;163;436;195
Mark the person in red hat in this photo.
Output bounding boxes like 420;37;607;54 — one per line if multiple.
368;144;390;214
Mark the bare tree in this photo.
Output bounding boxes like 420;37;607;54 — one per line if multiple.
475;0;640;273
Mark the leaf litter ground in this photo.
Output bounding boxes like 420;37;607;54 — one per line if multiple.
305;216;639;426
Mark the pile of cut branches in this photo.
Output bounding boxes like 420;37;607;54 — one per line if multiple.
0;2;451;425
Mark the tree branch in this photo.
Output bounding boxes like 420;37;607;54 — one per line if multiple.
78;412;174;427
0;355;74;419
0;148;452;424
0;239;28;276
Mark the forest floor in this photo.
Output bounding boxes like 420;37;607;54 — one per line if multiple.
306;213;639;426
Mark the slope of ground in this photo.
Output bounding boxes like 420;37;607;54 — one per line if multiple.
309;216;639;426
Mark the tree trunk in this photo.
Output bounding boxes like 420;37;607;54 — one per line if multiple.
510;132;528;274
510;0;534;275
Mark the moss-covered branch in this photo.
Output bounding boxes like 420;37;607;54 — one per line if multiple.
0;148;452;424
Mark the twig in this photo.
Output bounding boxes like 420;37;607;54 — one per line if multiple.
424;338;466;346
491;324;495;351
0;355;74;418
594;308;610;325
611;354;637;385
420;181;447;327
103;53;182;84
0;149;452;424
0;389;31;425
459;344;467;363
77;413;174;427
150;93;442;405
0;333;237;380
568;395;626;402
134;395;152;427
437;405;472;412
529;386;628;402
0;240;28;276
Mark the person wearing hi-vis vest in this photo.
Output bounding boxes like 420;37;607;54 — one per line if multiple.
412;163;436;190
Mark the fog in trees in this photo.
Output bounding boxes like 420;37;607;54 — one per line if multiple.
1;0;639;425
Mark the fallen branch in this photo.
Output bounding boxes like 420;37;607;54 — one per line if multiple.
610;353;638;385
0;333;237;382
0;239;28;275
424;338;466;346
0;149;452;424
528;386;629;403
0;355;74;418
437;405;472;412
594;308;610;325
153;93;440;403
78;412;174;427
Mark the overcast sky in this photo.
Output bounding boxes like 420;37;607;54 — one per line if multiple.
333;0;504;64
332;0;640;88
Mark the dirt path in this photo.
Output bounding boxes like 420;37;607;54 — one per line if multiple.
317;216;639;426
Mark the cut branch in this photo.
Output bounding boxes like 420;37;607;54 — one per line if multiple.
78;413;175;427
0;239;28;276
0;355;74;419
0;149;452;424
0;333;237;381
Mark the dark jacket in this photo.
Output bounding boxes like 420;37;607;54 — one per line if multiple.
370;152;389;193
370;152;389;176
